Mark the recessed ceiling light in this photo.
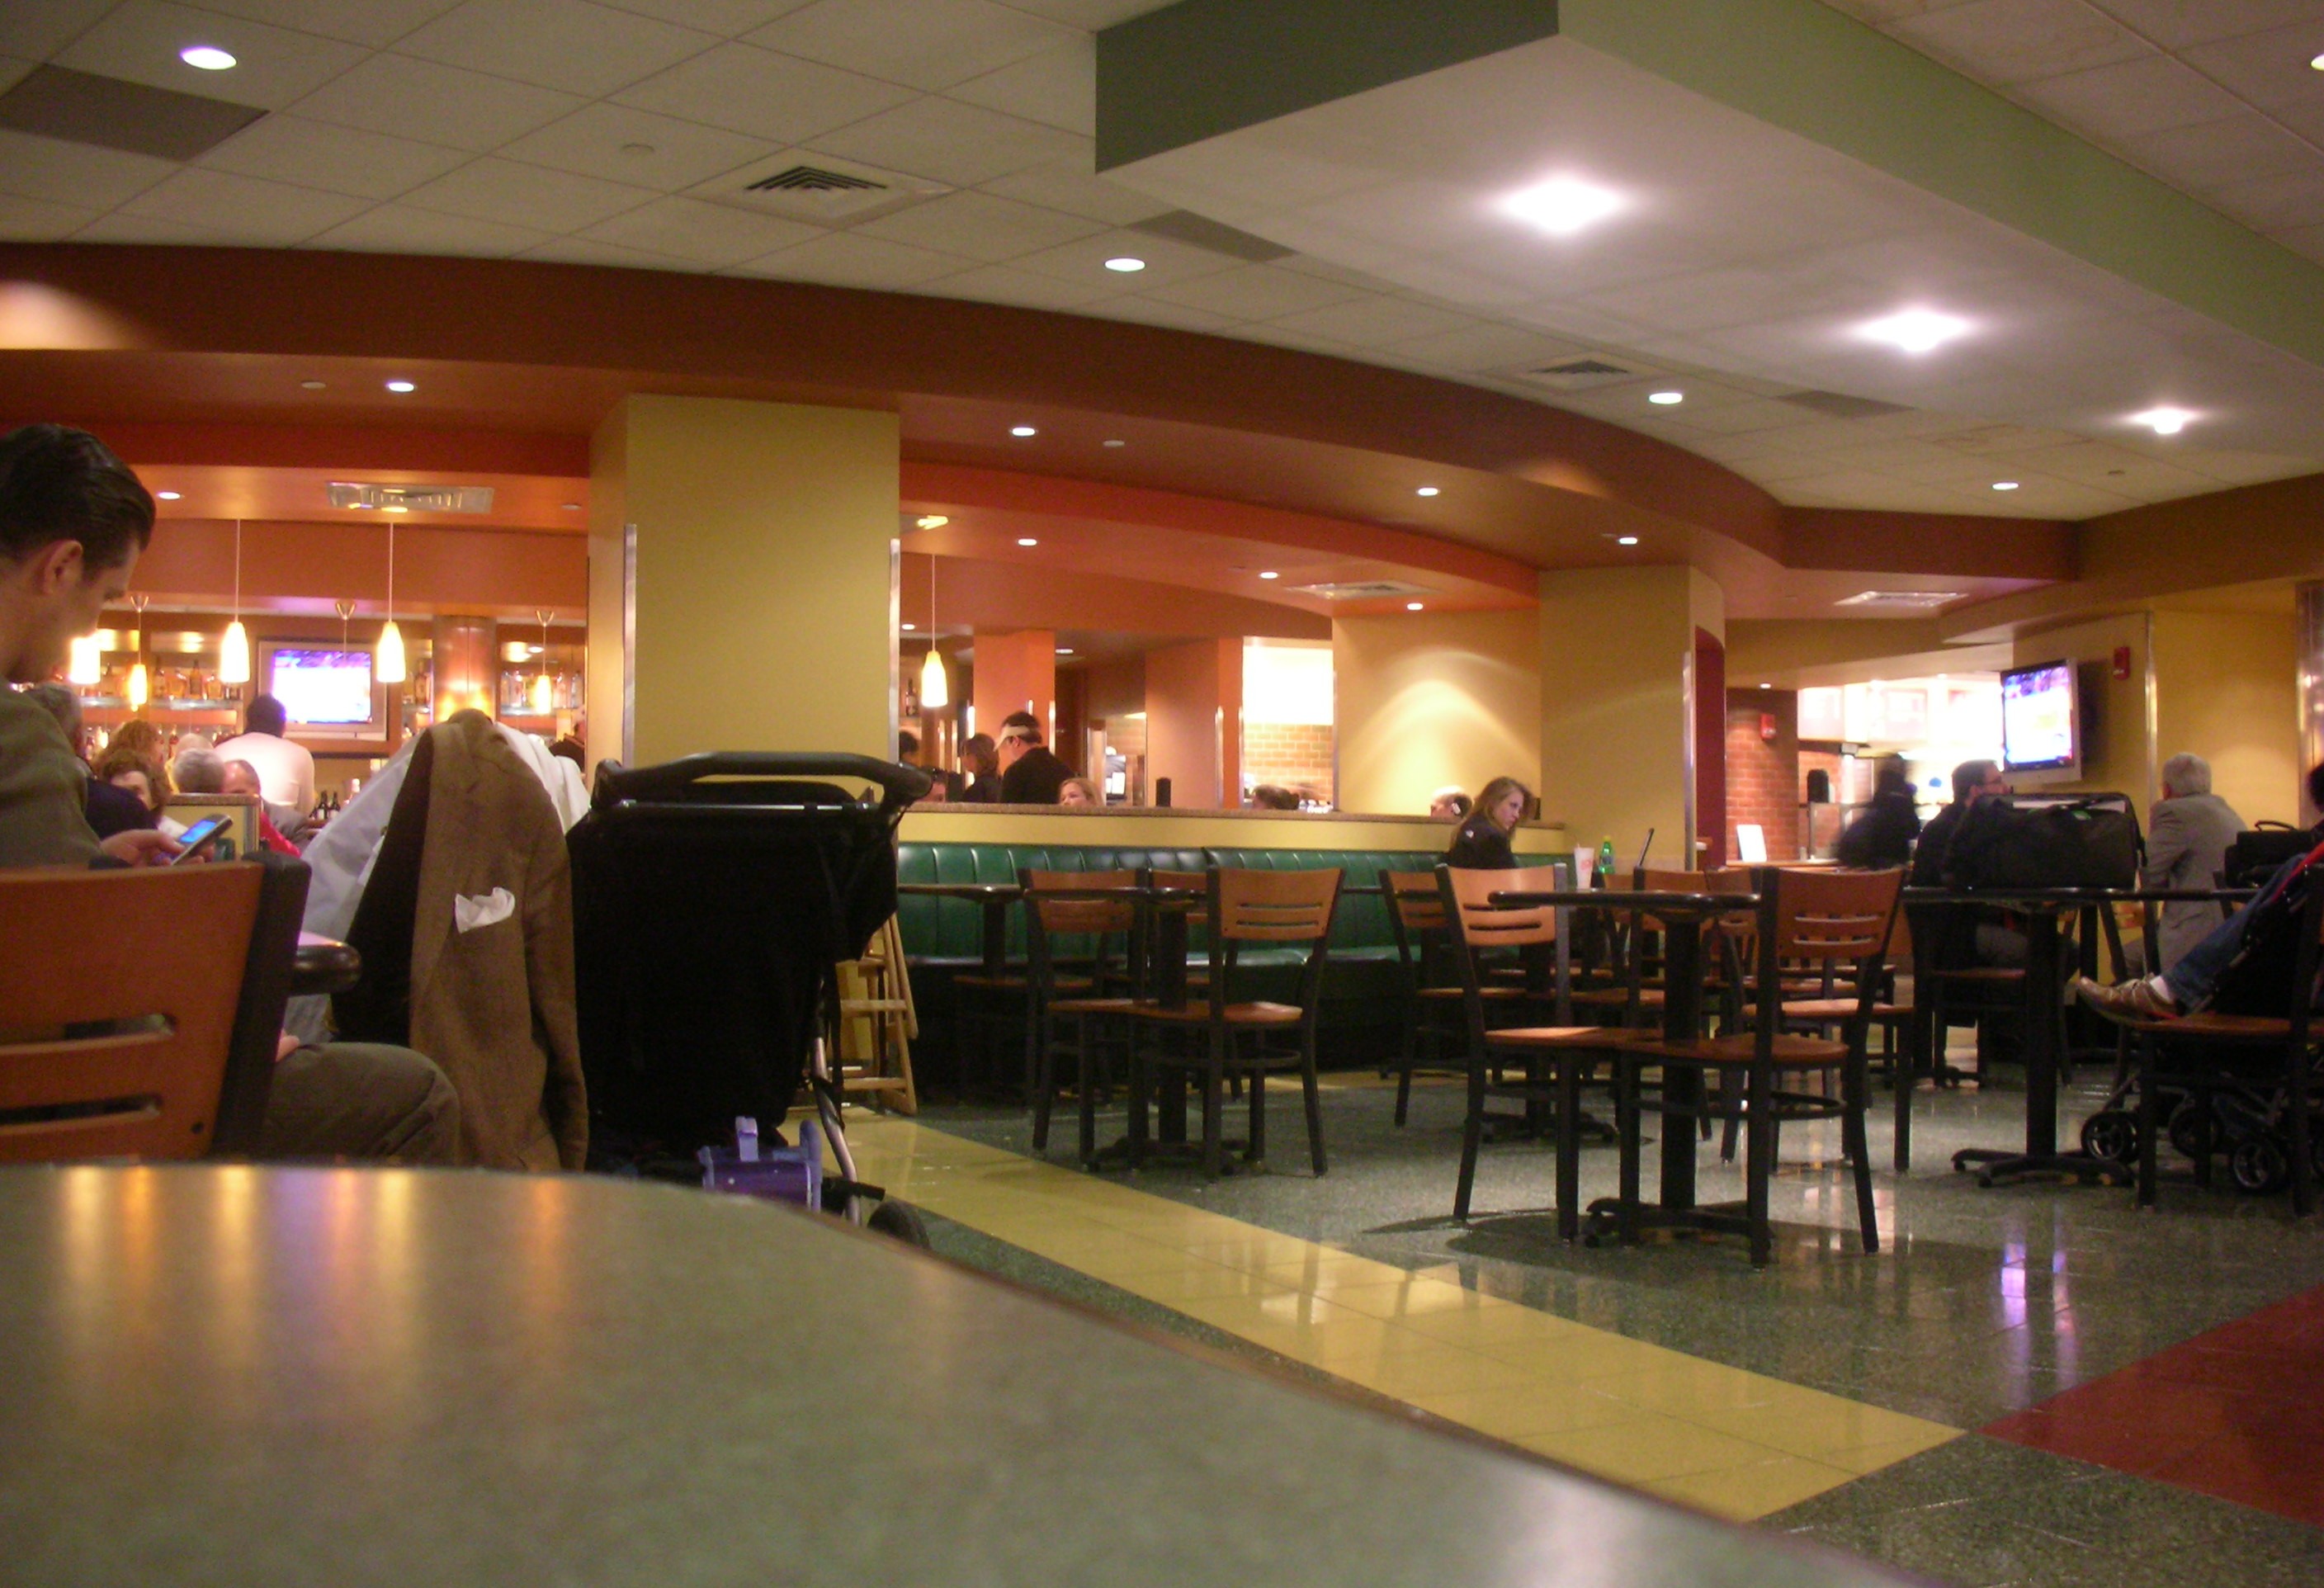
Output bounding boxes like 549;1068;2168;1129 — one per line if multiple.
1991;480;2019;491
901;622;916;631
618;143;655;158
1405;602;1425;612
2131;405;2195;436
299;379;326;390
1617;536;1639;546
1857;309;1970;354
1016;536;1038;546
1415;485;1439;497
155;491;181;501
385;379;415;393
2312;50;2324;70
180;45;236;70
1010;425;1037;437
1759;683;1772;690
1647;390;1684;405
1257;570;1278;579
915;513;948;529
560;502;581;511
1103;257;1145;272
1102;438;1125;448
1056;647;1074;655
1500;176;1625;236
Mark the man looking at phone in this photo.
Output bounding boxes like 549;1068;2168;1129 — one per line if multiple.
0;423;459;1164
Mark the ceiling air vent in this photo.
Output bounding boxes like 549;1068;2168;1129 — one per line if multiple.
327;483;496;514
1833;589;1965;610
1505;357;1656;392
1292;579;1434;600
1779;390;1911;420
701;150;943;224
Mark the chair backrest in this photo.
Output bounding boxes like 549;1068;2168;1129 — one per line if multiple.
1382;869;1447;935
1023;868;1139;935
1440;864;1563;950
1213;867;1340;943
0;857;307;1162
1772;867;1904;964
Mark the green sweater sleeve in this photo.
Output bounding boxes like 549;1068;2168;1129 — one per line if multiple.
0;691;104;868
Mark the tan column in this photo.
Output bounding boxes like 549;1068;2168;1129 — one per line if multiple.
588;395;899;768
1538;566;1722;872
970;628;1056;744
430;614;498;721
2152;607;2301;825
1145;637;1242;808
1333;607;1540;816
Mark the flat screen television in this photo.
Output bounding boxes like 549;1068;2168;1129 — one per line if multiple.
2000;659;2080;779
257;643;385;738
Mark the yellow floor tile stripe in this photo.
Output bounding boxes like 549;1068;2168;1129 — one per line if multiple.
843;1117;1959;1521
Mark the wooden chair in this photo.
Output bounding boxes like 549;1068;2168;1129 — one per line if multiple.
1438;864;1625;1231
830;915;918;1115
1127;867;1339;1179
1382;868;1532;1126
1023;870;1143;1165
1608;866;1904;1265
0;857;307;1162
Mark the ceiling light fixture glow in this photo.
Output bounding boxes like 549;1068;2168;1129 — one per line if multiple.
900;622;915;631
1415;485;1439;497
1102;438;1125;447
155;490;181;501
1009;425;1037;437
385;379;415;393
2132;405;2195;436
1016;537;1038;546
1991;481;2019;491
180;45;236;69
1257;571;1278;579
1647;390;1684;405
1405;602;1424;612
1500;176;1626;236
1103;257;1145;272
915;514;948;529
1617;536;1639;546
2312;51;2324;70
1856;308;1970;355
300;379;326;390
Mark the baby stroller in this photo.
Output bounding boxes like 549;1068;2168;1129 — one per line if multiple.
568;752;931;1237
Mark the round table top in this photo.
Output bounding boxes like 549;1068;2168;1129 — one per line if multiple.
0;1165;1915;1588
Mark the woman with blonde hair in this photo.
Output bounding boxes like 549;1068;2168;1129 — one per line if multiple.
1446;776;1531;869
1058;776;1103;808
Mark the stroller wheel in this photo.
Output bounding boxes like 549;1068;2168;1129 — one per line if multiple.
2230;1136;2289;1196
867;1197;934;1248
2078;1110;2140;1166
2166;1102;2213;1162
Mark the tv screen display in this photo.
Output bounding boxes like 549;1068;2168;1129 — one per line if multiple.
2001;659;2076;773
269;648;376;726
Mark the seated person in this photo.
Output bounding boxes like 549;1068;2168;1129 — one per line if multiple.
1429;787;1471;823
1448;776;1530;869
95;742;174;829
1059;776;1101;807
2081;761;2324;1021
2144;751;2244;972
956;733;1001;802
1911;758;2026;969
1247;783;1300;811
0;421;458;1164
21;683;149;840
215;692;315;815
898;729;919;764
177;745;300;857
995;711;1070;804
1837;760;1920;869
220;756;308;845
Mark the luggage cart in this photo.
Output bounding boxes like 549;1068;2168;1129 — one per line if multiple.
569;752;931;1236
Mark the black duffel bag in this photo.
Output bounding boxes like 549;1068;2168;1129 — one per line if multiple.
2222;822;2311;888
1945;792;2142;891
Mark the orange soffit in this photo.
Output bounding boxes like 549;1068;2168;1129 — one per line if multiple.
0;283;148;351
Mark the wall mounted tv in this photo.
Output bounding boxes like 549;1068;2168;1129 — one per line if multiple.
255;642;385;739
2000;659;2080;781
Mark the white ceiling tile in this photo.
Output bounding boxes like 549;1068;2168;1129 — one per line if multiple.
2085;0;2324;50
192;1;466;50
118;164;371;242
946;38;1094;135
0;190;101;239
2177;447;2319;485
499;103;776;192
1273;253;1394;290
0;1;115;59
995;0;1173;23
198;114;470;200
2180;17;2324;108
731;228;971;287
1005;226;1237;290
1380;319;1589;371
810;95;1087;187
290;52;585;150
1135;262;1368;320
1890;0;2150;85
399;155;659;232
518;234;703;270
1657;398;1825;437
0;55;34;93
1230;322;1365;359
394;0;720;97
612;40;914;143
591;0;812;35
0;129;178;208
848;188;1102;262
1263;295;1476;347
1816;1;1983;23
2208;167;2324;231
2005;53;2246;138
976;160;1165;224
2277;219;2324;262
1086;294;1238;333
1726;451;1847;484
57;0;370;111
912;261;1108;308
72;210;229;243
746;0;1075;92
2113;111;2320;193
579;194;820;265
305;201;555;256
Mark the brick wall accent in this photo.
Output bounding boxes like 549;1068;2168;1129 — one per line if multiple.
1725;689;1799;861
1243;721;1334;805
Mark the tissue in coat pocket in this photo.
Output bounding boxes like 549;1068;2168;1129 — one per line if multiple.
455;886;516;933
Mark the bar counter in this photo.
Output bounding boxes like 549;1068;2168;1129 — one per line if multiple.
0;1165;1917;1588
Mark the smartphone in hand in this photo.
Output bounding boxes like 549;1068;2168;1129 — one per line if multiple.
170;815;231;864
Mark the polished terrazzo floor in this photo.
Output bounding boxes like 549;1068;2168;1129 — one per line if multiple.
838;1059;2324;1587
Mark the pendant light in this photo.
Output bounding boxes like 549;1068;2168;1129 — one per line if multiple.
530;608;554;716
219;518;250;685
125;593;149;711
68;633;100;685
918;556;948;711
375;515;406;684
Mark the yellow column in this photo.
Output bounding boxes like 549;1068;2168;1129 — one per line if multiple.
1333;607;1541;816
2150;608;2300;825
588;395;900;768
1538;565;1722;872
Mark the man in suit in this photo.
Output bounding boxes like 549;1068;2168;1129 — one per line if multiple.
995;711;1071;804
2143;752;2244;972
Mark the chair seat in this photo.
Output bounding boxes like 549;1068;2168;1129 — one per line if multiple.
957;972;1092;992
1782;998;1909;1022
1130;1000;1305;1027
1049;995;1143;1015
1416;984;1528;1002
1484;1025;1623;1047
1571;986;1665;1009
1613;1032;1852;1068
2133;1011;2294;1041
1927;967;2025;983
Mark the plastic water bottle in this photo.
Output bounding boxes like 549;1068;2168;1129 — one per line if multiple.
1597;837;1615;885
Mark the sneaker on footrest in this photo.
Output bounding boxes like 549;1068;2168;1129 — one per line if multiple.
2072;974;2177;1024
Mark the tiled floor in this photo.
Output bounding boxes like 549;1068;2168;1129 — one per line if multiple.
835;1060;2324;1586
